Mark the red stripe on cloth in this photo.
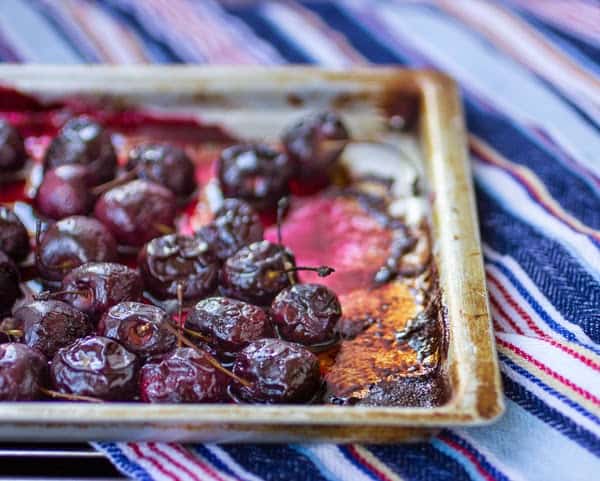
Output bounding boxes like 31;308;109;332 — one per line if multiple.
488;292;525;335
437;434;497;481
170;443;233;481
127;442;182;481
149;443;207;481
346;445;394;481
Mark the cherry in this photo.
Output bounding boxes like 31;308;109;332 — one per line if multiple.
94;180;177;247
0;343;48;401
60;262;143;322
220;240;297;305
271;283;341;346
126;143;196;198
98;302;176;358
230;338;320;404
196;198;263;261
138;234;219;302
217;144;293;211
14;299;92;358
0;251;20;315
36;216;117;283
0;119;26;173
140;347;227;403
0;206;30;262
186;297;273;359
36;165;95;220
50;335;139;401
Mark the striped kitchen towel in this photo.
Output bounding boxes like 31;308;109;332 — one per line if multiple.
2;1;599;480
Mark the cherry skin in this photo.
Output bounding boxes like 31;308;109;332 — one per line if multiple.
94;179;177;247
0;206;30;262
0;343;48;401
36;165;94;220
231;338;320;404
44;117;117;186
138;234;219;302
0;251;20;316
51;335;139;401
14;299;93;358
60;262;143;323
220;240;297;305
140;347;227;403
0;119;26;173
126;143;196;198
217;144;293;211
196;198;263;261
271;283;341;346
36;216;117;283
186;297;273;359
98;302;176;359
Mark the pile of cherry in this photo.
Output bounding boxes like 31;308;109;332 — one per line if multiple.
0;111;352;404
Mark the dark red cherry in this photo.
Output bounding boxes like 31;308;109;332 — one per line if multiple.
0;251;20;315
0;120;26;173
283;111;349;179
217;144;293;211
50;335;139;401
271;283;341;346
196;198;263;261
36;165;94;220
138;234;219;302
60;262;143;322
126;143;196;198
44;117;116;185
94;180;176;247
0;343;48;401
14;299;92;358
140;347;227;403
98;302;176;358
231;338;320;403
36;216;117;283
0;206;30;262
186;297;273;359
220;240;296;305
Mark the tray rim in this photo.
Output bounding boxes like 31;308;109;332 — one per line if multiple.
0;65;503;431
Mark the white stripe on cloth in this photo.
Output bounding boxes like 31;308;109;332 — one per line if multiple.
203;445;265;481
294;445;378;481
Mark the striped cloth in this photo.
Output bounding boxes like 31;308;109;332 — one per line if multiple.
1;1;599;480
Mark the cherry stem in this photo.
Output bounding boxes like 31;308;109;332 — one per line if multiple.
276;197;289;246
35;288;91;301
0;329;23;338
284;265;335;278
154;223;175;235
39;387;104;403
182;327;210;342
91;166;140;196
176;282;184;349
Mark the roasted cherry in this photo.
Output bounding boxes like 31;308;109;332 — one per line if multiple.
98;302;176;358
126;143;196;198
0;343;48;401
231;338;320;404
36;216;117;283
196;198;263;261
217;144;293;211
283;111;349;179
138;234;219;302
36;165;94;219
60;262;143;322
94;180;177;247
140;347;227;403
51;335;139;401
271;283;341;346
0;251;20;315
186;297;273;359
44;117;116;185
220;240;297;305
0;206;29;262
0;120;26;173
14;299;92;358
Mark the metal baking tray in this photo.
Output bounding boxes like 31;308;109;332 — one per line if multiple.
0;66;503;442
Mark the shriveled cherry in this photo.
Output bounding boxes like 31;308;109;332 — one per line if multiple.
126;143;196;198
0;206;30;262
140;347;227;403
271;283;341;346
0;120;26;173
217;144;293;211
51;335;139;401
0;343;48;401
231;338;320;403
14;299;92;358
94;180;176;247
98;302;176;358
0;251;20;315
36;165;94;219
60;262;143;322
36;216;117;283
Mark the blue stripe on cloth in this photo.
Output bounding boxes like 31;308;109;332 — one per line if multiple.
93;442;153;481
190;445;253;481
